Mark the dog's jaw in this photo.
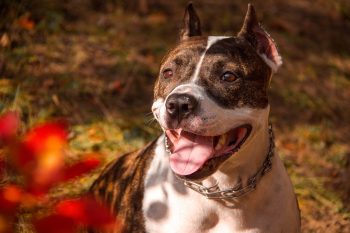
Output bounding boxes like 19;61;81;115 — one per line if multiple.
203;106;271;190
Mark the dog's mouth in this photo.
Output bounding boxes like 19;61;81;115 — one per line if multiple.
165;124;252;179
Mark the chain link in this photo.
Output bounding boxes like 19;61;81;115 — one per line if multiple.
182;124;275;200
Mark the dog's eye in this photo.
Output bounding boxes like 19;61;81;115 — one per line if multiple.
221;72;238;82
163;69;173;79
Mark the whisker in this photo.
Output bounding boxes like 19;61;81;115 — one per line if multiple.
144;112;154;117
146;118;157;126
145;114;157;124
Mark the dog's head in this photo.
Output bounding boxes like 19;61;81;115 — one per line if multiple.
152;4;282;180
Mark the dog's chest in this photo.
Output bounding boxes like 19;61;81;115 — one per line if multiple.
142;135;245;233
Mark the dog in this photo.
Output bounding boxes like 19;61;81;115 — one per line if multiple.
90;3;301;233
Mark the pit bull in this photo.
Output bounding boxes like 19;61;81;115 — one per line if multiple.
90;3;301;233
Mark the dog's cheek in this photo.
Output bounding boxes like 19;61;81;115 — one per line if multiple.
190;116;203;128
151;99;164;121
185;116;207;134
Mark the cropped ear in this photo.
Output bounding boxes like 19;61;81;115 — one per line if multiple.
238;4;282;73
180;3;202;40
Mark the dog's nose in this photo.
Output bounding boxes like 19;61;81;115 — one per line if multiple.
166;93;198;121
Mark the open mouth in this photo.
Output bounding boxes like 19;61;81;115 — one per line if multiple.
165;124;252;179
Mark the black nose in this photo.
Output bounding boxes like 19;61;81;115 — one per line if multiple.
165;93;198;121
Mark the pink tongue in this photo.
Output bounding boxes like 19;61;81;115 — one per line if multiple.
168;131;214;176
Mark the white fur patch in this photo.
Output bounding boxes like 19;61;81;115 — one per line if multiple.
191;36;231;83
151;98;164;122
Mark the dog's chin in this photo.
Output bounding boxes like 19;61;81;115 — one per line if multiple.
165;124;252;181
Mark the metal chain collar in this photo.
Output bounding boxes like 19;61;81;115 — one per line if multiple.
181;124;275;200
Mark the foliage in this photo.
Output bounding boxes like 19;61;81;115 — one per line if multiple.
0;112;118;233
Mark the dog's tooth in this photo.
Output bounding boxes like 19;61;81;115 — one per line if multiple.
215;143;222;150
215;134;227;150
164;135;172;154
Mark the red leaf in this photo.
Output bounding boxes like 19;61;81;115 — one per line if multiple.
14;143;36;173
0;185;23;215
14;121;68;195
25;182;52;197
63;155;100;181
33;214;77;233
56;196;116;228
14;121;67;170
0;111;19;143
23;121;67;155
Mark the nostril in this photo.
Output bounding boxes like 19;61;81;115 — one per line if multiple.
168;102;175;110
166;99;178;117
181;103;189;112
178;95;198;117
166;102;176;113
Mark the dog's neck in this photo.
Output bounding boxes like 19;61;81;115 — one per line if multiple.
202;107;271;191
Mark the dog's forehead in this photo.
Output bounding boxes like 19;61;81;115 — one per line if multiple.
161;36;245;66
160;36;263;82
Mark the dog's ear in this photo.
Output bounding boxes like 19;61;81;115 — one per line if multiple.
238;4;282;73
180;3;202;40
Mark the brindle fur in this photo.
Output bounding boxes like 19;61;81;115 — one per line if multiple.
90;140;157;233
154;37;207;98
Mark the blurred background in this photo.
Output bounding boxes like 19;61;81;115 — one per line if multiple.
1;0;350;232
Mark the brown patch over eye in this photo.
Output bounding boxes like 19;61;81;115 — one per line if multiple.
163;69;173;79
221;72;238;82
